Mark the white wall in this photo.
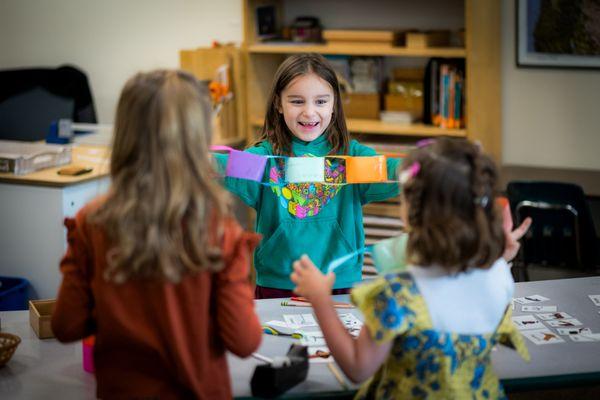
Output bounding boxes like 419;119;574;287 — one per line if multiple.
0;0;242;123
501;0;600;171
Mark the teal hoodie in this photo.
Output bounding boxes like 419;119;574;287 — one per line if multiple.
215;134;400;289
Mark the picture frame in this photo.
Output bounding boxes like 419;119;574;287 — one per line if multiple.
516;0;600;69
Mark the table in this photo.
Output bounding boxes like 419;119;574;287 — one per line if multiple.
1;277;599;399
0;145;110;299
492;276;600;391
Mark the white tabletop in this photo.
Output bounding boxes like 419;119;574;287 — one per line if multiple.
1;277;600;398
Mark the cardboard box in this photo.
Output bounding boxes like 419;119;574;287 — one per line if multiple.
323;30;401;44
343;93;380;120
385;93;423;120
29;299;56;339
406;30;450;48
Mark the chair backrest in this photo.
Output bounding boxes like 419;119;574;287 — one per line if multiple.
507;181;598;270
0;65;96;141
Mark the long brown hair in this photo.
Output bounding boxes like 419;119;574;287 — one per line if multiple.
258;53;349;156
401;137;505;271
91;70;230;283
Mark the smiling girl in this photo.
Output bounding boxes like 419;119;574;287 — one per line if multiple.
215;53;400;298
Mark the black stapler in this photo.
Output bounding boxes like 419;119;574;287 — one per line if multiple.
250;344;309;398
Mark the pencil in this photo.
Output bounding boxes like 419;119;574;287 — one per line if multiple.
252;352;273;363
327;362;348;390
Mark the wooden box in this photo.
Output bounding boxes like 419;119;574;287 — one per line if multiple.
29;299;56;339
323;30;400;43
343;93;380;120
406;30;450;48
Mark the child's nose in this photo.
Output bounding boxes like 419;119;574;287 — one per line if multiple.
302;103;317;117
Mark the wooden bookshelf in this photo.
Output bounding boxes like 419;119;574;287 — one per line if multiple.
248;43;466;58
251;117;466;137
242;0;501;160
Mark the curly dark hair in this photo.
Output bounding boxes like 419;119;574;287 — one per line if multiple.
401;137;505;271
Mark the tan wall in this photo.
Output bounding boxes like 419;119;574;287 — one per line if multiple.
501;0;600;171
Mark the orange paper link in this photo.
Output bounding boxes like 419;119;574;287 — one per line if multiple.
345;155;387;183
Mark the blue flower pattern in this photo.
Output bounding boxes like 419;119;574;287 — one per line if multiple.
353;273;526;400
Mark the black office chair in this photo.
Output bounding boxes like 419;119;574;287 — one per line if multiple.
506;181;600;281
0;65;96;141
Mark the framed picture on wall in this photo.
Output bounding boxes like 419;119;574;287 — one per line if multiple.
516;0;600;69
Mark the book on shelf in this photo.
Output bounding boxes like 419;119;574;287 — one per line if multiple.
423;58;465;129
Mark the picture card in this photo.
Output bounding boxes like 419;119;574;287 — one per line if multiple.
522;305;557;312
300;334;327;347
513;295;550;304
536;312;574;321
569;334;600;343
512;315;544;330
547;318;583;327
589;294;600;306
283;313;318;328
522;328;565;345
556;327;592;336
339;313;363;329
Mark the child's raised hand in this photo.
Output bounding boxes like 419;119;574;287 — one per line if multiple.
290;255;335;302
503;217;532;262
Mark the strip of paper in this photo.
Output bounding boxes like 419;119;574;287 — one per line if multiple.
226;149;268;181
285;157;325;183
345;155;387;183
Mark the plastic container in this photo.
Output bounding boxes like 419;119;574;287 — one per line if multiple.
0;277;30;311
82;335;95;373
0;140;71;175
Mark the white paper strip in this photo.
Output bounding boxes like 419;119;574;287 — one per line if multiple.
285;157;325;183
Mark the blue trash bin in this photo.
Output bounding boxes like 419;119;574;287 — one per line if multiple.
0;276;30;311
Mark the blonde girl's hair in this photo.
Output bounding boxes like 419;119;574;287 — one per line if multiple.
91;69;230;283
401;137;505;271
257;53;349;156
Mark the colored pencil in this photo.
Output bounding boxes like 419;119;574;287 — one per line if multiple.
252;352;273;363
327;363;348;390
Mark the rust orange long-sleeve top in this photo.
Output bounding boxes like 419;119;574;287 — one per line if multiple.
51;197;262;399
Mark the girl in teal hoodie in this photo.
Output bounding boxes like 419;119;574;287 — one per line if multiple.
215;53;400;298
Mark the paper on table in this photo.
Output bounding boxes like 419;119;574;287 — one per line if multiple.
283;313;318;328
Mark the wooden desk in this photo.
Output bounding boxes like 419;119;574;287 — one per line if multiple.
0;145;110;187
1;277;599;399
0;145;110;299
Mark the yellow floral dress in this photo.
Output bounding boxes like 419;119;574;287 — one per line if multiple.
351;272;530;400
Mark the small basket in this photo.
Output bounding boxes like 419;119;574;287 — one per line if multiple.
0;332;21;367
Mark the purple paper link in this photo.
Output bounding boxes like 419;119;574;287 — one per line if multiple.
416;138;435;148
226;149;267;182
210;145;234;152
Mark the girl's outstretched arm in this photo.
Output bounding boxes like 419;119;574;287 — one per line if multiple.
291;255;392;383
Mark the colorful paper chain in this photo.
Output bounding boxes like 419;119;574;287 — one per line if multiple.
211;145;403;185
